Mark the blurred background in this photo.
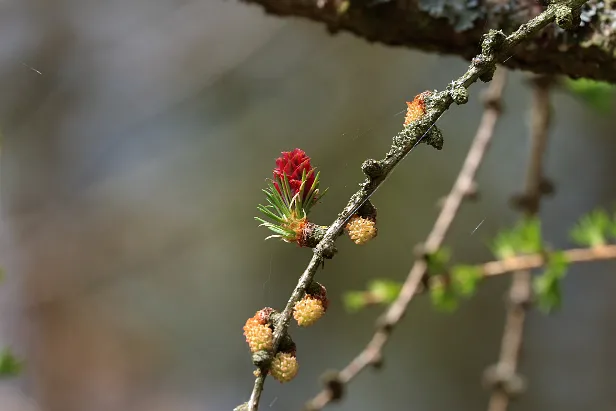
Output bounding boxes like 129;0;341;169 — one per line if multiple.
0;0;615;410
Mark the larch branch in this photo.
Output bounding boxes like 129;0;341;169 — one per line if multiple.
485;74;553;411
304;67;508;410
241;0;616;83
241;0;590;409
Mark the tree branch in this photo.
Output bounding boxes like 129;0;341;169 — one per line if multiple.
485;75;553;411
241;0;616;83
240;1;590;409
304;67;508;410
479;244;616;276
342;243;616;310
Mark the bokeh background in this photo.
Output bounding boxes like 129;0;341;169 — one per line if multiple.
0;1;615;410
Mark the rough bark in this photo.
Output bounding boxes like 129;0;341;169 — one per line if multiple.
242;0;616;83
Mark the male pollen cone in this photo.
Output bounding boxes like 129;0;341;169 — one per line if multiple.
404;91;431;126
269;352;299;383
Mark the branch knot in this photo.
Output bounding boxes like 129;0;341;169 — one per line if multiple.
316;238;337;259
554;5;578;29
252;351;272;368
483;364;527;398
361;159;384;179
321;370;344;401
472;56;496;82
448;83;469;105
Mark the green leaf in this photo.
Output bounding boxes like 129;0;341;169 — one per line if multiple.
544;251;569;280
0;349;22;377
491;218;542;259
517;217;542;254
257;205;284;223
564;77;614;114
429;276;458;312
343;291;368;313
343;279;402;313
570;209;612;247
425;248;451;276
491;229;518;260
254;218;294;238
533;251;569;313
263;184;289;217
317;187;329;202
367;279;402;304
451;265;483;297
533;275;561;313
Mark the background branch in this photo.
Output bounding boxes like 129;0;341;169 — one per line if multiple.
304;67;508;410
241;0;616;83
481;244;616;276
485;75;553;411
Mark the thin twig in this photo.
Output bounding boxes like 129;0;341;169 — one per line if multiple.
345;243;616;308
485;75;553;411
480;244;616;276
304;68;509;410
243;2;589;408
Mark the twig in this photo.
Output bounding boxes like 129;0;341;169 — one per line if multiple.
304;68;509;410
485;75;553;411
343;243;616;310
243;2;589;408
480;244;616;276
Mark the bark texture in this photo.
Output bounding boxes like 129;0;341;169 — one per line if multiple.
242;0;616;83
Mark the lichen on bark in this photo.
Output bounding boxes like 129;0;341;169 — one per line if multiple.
241;0;616;83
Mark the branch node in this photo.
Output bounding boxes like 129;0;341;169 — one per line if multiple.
472;55;497;83
448;83;469;105
316;239;337;259
539;177;556;196
361;159;385;180
269;311;282;327
509;193;539;214
471;55;490;70
427;125;445;150
369;352;384;369
479;66;496;83
554;5;578;30
300;223;329;248
278;333;297;356
481;30;507;55
413;243;429;260
483;364;527;398
252;350;272;368
375;314;395;333
464;181;480;201
506;288;533;309
396;121;444;151
356;199;378;221
320;370;344;401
